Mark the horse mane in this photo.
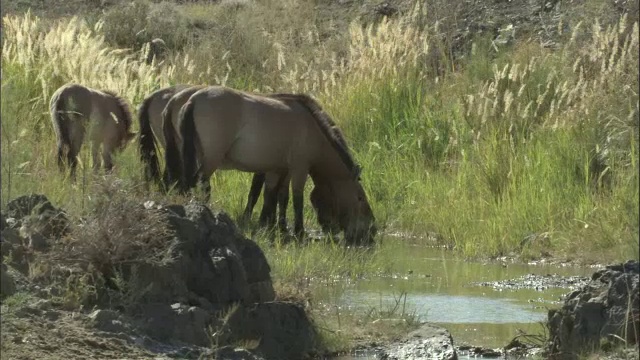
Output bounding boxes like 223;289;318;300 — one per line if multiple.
269;93;359;176
102;90;133;133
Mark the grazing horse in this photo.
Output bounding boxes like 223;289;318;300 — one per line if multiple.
166;85;377;244
159;86;291;230
49;83;135;179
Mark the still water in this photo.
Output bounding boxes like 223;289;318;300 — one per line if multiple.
315;238;596;357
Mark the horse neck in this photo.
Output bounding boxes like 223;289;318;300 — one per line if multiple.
310;140;355;183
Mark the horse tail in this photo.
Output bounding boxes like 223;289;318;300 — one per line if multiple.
179;99;198;191
137;94;161;184
50;93;71;171
162;99;182;192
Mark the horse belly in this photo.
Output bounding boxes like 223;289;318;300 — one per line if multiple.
224;135;290;173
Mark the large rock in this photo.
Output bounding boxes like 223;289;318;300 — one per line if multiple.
380;323;458;360
124;202;275;308
137;303;212;347
218;302;318;360
546;260;640;359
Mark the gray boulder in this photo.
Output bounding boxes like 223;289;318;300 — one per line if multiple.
380;323;458;360
0;263;16;300
137;303;212;347
546;260;640;359
218;302;318;360
116;202;275;309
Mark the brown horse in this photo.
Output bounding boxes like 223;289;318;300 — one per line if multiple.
166;85;377;244
159;86;292;230
50;83;135;179
138;84;194;184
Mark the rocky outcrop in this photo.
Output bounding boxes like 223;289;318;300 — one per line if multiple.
1;194;317;360
546;260;640;359
380;323;458;360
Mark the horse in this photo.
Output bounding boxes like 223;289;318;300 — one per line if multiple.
159;86;292;231
49;83;135;179
165;85;377;244
138;84;193;184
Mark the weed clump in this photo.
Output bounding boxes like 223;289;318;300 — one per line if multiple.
32;181;176;310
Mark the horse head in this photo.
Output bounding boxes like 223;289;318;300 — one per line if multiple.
312;177;377;246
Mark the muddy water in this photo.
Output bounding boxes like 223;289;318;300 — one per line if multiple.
315;238;596;355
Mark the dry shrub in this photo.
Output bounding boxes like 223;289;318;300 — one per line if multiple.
36;180;177;309
67;181;176;274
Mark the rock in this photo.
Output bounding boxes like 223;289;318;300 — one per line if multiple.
1;264;16;299
213;346;266;360
1;195;314;357
381;323;458;360
88;309;128;333
5;194;53;220
145;38;167;65
3;194;69;251
112;202;274;309
137;303;211;347
1;227;23;246
0;228;30;275
546;260;640;360
219;302;317;360
374;2;398;17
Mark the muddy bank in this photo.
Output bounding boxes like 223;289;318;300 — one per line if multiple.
0;193;319;360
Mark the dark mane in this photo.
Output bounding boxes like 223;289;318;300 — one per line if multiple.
102;89;133;132
269;93;359;175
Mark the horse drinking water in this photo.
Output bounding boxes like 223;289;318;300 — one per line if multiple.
165;85;377;244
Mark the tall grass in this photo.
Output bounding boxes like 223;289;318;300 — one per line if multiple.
2;4;638;269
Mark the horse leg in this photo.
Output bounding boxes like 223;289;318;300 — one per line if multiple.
276;173;291;233
57;142;66;173
242;173;265;223
67;149;79;181
91;140;101;174
290;171;308;239
258;173;281;230
101;143;114;174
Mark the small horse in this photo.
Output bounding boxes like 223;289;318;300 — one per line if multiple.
166;85;377;244
50;83;135;179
